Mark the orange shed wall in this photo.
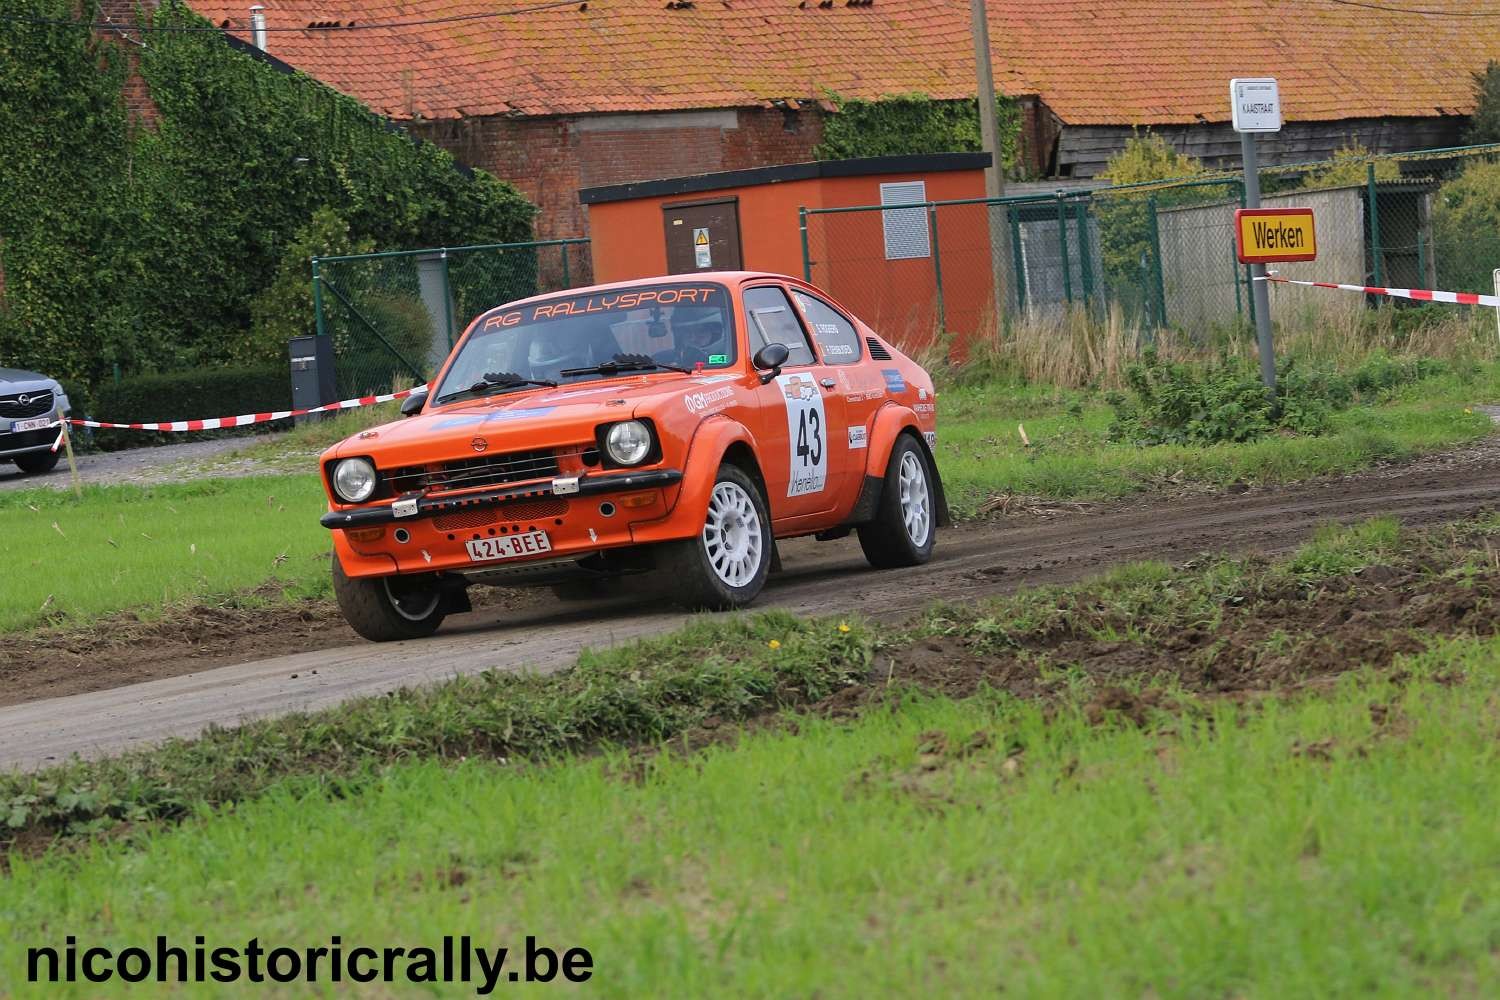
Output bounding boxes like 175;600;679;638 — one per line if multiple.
587;177;825;284
811;169;989;356
587;166;992;355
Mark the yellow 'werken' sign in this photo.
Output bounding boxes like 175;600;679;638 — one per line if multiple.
1235;208;1317;264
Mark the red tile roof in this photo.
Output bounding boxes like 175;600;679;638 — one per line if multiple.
186;1;1495;125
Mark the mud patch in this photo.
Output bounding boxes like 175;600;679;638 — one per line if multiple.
816;531;1500;715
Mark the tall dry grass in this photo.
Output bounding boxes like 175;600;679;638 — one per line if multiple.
924;300;1497;390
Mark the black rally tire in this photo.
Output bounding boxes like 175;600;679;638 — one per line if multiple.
332;555;447;642
13;449;60;475
857;434;937;569
659;463;773;611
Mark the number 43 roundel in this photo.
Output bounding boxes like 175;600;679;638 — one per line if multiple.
776;372;827;498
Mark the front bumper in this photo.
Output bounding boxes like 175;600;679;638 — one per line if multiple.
0;426;61;460
320;468;684;529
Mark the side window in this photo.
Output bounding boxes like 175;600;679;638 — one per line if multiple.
743;286;816;367
792;292;862;365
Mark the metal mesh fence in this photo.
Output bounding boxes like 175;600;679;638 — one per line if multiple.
312;239;591;398
801;143;1500;355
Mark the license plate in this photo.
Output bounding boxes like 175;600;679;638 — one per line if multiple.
465;530;552;563
10;416;52;433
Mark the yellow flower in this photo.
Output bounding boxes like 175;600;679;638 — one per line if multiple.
1465;408;1474;415
768;639;781;650
837;623;851;633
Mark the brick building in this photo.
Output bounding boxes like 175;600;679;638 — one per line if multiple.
173;1;1493;242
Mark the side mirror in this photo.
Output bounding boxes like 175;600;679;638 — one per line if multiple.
752;343;790;385
400;389;428;417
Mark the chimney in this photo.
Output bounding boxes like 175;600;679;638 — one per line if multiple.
249;5;267;50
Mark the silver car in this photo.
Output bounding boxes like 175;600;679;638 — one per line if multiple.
0;367;70;475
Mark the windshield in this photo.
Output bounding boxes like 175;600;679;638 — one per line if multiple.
436;283;735;402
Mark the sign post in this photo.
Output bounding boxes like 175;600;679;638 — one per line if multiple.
1232;77;1282;393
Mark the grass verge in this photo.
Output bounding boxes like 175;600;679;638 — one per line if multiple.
3;515;1494;860
4;591;1499;993
0;476;332;633
935;365;1497;514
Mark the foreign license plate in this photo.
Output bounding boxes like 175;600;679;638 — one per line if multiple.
10;416;53;433
465;530;552;563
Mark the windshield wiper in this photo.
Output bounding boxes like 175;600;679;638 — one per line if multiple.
559;353;691;378
436;372;557;404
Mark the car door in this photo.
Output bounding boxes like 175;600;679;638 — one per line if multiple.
788;288;876;507
741;283;849;524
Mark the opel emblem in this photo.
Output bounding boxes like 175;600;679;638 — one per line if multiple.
470;436;488;453
16;394;30;406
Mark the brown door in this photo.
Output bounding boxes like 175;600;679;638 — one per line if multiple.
663;199;742;274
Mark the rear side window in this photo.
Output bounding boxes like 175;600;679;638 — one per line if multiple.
743;286;816;367
792;291;862;365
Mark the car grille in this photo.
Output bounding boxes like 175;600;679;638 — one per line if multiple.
0;390;54;419
385;448;561;495
433;499;570;532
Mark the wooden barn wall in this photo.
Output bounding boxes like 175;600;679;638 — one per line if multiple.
1055;116;1468;178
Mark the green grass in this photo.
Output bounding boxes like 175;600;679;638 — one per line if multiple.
4;638;1497;996
935;367;1498;515
0;476;331;632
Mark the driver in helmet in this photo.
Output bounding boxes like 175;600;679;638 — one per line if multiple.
671;312;728;369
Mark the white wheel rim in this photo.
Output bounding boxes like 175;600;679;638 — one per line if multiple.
898;450;931;546
702;481;764;588
383;577;441;622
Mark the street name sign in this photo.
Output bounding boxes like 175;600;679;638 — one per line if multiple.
1231;78;1282;133
1235;207;1317;264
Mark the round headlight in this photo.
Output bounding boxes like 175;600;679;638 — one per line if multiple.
605;420;652;466
333;457;377;503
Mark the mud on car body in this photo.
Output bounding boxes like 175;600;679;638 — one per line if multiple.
319;272;947;641
0;367;69;476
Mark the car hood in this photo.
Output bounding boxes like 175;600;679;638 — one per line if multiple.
330;373;739;464
0;367;57;388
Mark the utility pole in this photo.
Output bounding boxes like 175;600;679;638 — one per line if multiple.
970;0;1013;321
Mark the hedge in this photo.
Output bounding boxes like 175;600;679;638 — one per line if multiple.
89;366;291;451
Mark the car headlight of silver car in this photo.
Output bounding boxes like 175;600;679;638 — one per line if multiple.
604;420;653;466
332;457;378;503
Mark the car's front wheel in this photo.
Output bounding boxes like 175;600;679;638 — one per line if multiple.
332;557;447;642
661;463;772;610
857;434;937;569
14;449;60;475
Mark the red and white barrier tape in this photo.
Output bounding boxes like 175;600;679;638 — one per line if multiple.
1257;275;1500;309
63;384;426;432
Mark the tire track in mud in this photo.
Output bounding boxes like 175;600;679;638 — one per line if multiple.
4;443;1500;770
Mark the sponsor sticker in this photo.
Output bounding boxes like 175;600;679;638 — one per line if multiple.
847;426;868;449
923;430;937;449
684;386;735;415
881;369;907;394
914;402;935;414
822;343;855;357
708;353;729;365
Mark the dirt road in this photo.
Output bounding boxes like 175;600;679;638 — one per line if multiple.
4;440;1499;771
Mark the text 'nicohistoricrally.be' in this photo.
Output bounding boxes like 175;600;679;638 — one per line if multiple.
28;935;593;993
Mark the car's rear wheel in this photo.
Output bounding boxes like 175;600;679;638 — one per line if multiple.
857;434;936;569
661;463;772;610
332;556;447;642
14;449;60;475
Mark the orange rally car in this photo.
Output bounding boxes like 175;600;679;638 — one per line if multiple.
319;272;947;641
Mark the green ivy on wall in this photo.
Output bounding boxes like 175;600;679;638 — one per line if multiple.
0;0;535;387
813;92;1022;173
